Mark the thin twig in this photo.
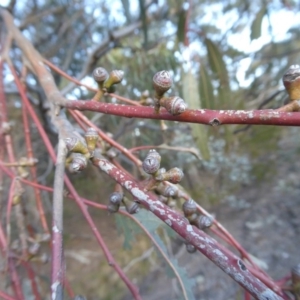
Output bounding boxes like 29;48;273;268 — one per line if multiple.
92;155;285;300
51;137;67;300
64;99;300;127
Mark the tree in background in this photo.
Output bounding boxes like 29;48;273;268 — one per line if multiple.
1;0;300;299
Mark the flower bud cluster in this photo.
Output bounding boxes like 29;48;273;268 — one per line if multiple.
142;149;184;208
153;70;187;115
182;198;213;233
93;67;124;94
65;128;99;173
106;188;139;214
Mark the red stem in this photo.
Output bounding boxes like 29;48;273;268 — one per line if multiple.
0;290;16;300
20;82;49;233
92;156;285;299
51;139;66;300
1;163;287;298
8;64;142;300
64;99;300;126
22;261;41;300
8;258;24;300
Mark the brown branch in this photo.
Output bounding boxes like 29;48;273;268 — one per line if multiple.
64;99;300;126
51;138;67;300
92;155;284;300
1;8;66;108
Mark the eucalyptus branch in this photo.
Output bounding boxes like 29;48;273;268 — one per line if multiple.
51;137;67;300
64;99;300;126
92;155;284;300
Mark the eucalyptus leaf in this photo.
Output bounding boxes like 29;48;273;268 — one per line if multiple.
114;213;142;250
250;6;267;40
177;9;186;44
199;64;215;109
138;0;148;48
134;210;196;300
182;68;210;160
153;235;196;300
205;38;228;84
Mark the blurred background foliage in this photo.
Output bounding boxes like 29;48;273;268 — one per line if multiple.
2;0;300;297
4;0;299;203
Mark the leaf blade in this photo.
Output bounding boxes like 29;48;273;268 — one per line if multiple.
182;68;210;160
250;6;267;40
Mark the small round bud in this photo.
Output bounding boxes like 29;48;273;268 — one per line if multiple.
103;70;124;91
107;192;123;213
186;243;197;253
93;67;108;83
142;149;161;174
65;137;89;155
68;153;88;173
155;183;179;198
122;198;139;214
84;128;99;154
283;65;300;101
182;199;197;218
193;215;213;230
155;167;184;184
160;96;187;115
153;71;172;97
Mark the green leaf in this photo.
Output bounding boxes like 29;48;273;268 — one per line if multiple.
204;38;231;109
114;213;142;250
155;236;196;300
177;9;186;43
138;0;148;47
205;38;228;83
250;6;267;40
199;64;215;109
182;68;210;160
134;210;196;300
134;209;165;232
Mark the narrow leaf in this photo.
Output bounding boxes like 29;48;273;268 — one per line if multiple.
114;213;142;250
177;9;186;43
205;38;231;109
204;38;229;85
250;6;267;40
182;68;210;160
138;0;148;47
153;235;196;300
134;210;196;300
134;209;165;232
199;64;215;109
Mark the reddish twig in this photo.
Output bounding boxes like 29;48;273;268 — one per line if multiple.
7;65;142;300
92;156;285;300
20;78;49;233
0;290;16;300
51;138;67;300
0;163;286;298
8;258;24;300
64;99;300;126
22;261;42;300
